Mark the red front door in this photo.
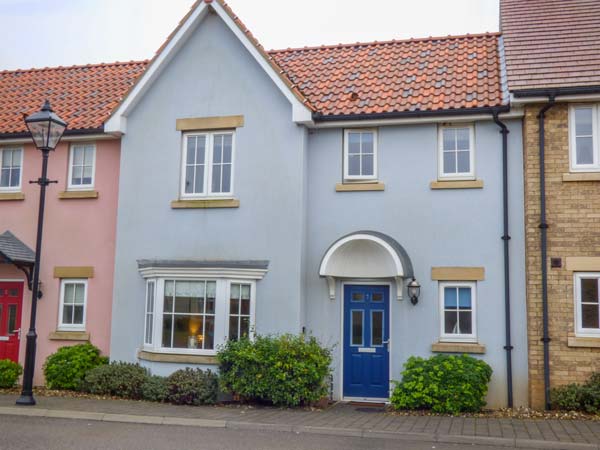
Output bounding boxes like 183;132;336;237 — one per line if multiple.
0;282;23;363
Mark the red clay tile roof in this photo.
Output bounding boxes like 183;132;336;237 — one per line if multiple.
0;61;148;135
269;33;505;117
501;0;600;91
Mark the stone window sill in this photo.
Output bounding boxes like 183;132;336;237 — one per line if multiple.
171;198;240;209
59;190;99;200
430;180;484;190
563;173;600;182
49;331;90;341
335;182;385;192
431;342;486;354
138;350;217;365
568;336;600;348
0;192;25;201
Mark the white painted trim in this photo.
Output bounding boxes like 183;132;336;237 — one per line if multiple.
57;279;88;332
569;104;600;172
340;281;393;402
67;142;96;191
0;134;117;145
104;1;312;133
311;109;524;129
0;279;25;283
574;272;600;337
438;281;477;343
343;129;378;181
0;147;23;193
138;266;268;280
143;280;156;346
180;131;235;199
437;125;476;181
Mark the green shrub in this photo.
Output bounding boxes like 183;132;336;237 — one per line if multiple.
43;344;108;390
166;368;218;405
141;375;169;402
217;334;332;407
391;354;493;414
552;372;600;413
82;362;148;399
0;359;23;388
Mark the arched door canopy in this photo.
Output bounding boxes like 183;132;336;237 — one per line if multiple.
319;231;414;300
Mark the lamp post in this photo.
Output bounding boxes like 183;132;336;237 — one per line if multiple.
16;101;67;406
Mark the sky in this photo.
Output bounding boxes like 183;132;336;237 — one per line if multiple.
0;0;499;71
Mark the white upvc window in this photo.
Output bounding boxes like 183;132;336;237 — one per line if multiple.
144;280;155;345
58;279;88;331
343;129;378;181
569;105;600;171
439;281;477;342
180;131;235;198
0;147;23;191
68;143;96;190
438;125;475;180
574;273;600;337
143;278;255;355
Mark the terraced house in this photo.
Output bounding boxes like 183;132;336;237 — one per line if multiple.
501;0;600;409
105;0;527;407
0;62;146;383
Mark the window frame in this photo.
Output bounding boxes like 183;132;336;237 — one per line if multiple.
180;131;236;199
0;147;23;192
57;278;88;332
143;278;255;356
144;280;156;346
438;281;477;343
227;281;255;341
574;272;600;337
67;143;96;191
569;105;600;172
438;125;476;180
343;129;378;182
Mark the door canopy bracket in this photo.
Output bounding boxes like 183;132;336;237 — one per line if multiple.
319;231;415;301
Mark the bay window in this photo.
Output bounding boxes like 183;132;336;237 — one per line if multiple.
142;277;255;355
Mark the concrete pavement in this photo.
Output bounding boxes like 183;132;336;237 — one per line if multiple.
0;394;599;449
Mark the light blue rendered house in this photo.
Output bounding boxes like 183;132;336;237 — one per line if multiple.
106;0;527;407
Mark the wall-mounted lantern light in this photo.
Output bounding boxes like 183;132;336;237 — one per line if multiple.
407;278;421;305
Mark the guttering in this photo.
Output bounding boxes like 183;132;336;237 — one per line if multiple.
537;93;556;410
0;128;116;144
492;108;514;408
513;86;600;98
312;105;511;123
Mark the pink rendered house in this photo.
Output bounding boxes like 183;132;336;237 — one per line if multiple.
0;61;146;383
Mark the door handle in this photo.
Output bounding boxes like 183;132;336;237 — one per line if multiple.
382;340;390;345
13;329;21;340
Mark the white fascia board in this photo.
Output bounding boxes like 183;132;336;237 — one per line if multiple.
0;133;118;145
105;1;313;134
138;266;268;280
212;1;312;124
311;108;524;129
104;4;211;134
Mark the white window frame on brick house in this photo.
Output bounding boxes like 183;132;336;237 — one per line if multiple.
0;147;23;192
67;143;96;191
57;279;88;332
439;281;477;343
574;273;600;337
180;131;235;199
343;129;378;182
438;125;476;180
569;104;600;172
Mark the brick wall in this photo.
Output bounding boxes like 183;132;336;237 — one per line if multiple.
524;103;600;409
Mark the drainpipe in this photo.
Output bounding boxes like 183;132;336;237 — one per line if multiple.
538;94;556;410
492;109;513;408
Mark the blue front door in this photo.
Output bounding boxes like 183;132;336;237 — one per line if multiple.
343;284;390;399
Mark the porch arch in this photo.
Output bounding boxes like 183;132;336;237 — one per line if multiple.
319;231;414;301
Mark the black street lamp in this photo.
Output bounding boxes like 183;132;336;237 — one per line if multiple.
16;101;67;406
